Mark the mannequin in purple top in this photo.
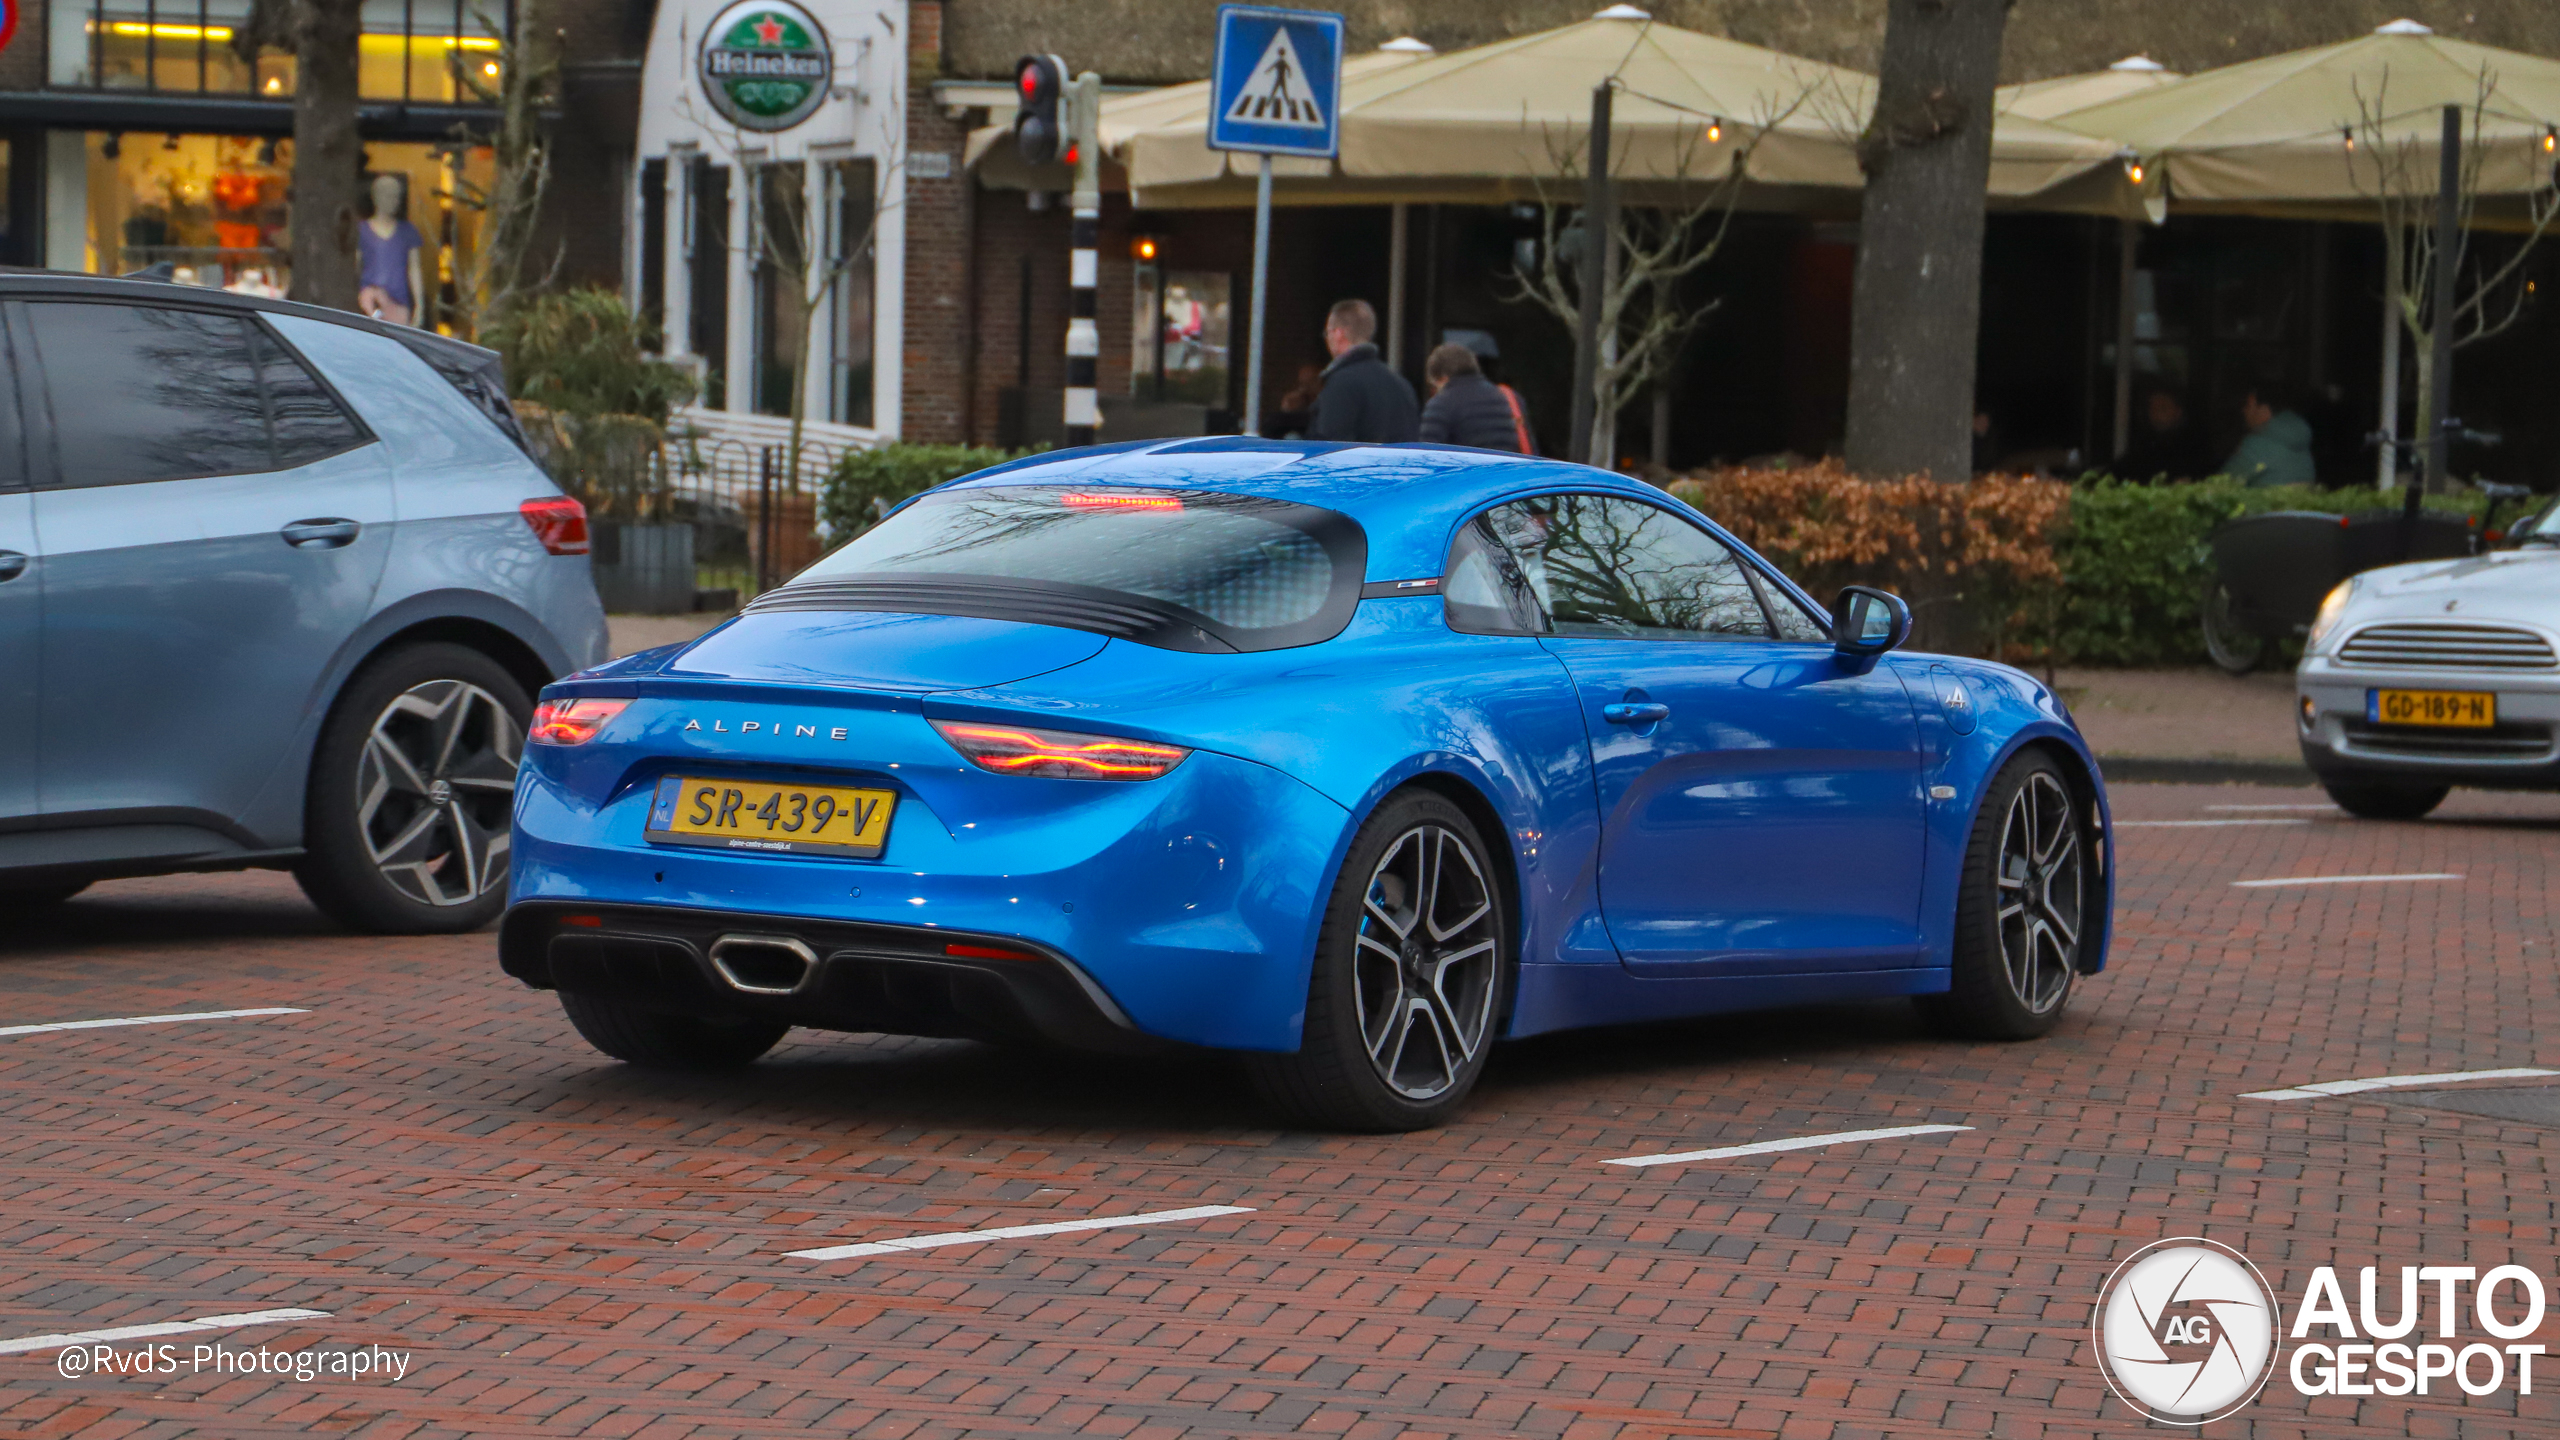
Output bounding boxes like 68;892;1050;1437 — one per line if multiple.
356;172;425;325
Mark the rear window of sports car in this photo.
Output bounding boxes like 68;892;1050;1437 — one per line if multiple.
755;485;1368;653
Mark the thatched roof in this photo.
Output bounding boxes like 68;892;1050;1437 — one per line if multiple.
944;1;2560;86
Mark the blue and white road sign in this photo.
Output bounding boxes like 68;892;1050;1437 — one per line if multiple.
1208;5;1345;158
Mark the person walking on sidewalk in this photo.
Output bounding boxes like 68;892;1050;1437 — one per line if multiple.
1418;343;1536;454
1307;299;1418;444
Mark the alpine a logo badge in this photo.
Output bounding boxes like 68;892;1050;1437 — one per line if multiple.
2090;1238;2281;1424
698;0;831;132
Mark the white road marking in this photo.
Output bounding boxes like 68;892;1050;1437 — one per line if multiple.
2116;819;2311;828
2242;1067;2560;1101
1603;1124;1973;1169
2231;873;2462;888
0;1008;308;1039
786;1204;1255;1261
0;1308;330;1356
2208;804;2339;812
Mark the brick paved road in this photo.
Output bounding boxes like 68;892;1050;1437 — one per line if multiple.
3;783;2556;1439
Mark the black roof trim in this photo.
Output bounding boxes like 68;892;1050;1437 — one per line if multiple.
0;88;505;141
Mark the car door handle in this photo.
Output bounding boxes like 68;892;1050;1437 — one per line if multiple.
0;550;25;582
1603;701;1671;726
280;518;361;549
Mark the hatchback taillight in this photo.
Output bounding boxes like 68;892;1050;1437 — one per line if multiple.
529;698;628;745
520;496;590;555
931;719;1190;780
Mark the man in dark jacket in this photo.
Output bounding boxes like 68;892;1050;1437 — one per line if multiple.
1419;343;1534;453
1307;299;1419;443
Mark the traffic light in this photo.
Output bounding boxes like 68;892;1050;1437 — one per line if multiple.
1014;54;1067;167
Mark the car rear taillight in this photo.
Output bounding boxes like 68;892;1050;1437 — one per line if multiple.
520;496;590;555
931;719;1190;780
529;698;629;745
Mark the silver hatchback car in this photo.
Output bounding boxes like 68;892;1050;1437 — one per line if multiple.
0;276;606;931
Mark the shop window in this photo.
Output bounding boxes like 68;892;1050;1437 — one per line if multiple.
49;0;503;102
827;159;875;428
750;162;806;420
79;133;488;321
25;302;273;486
1153;271;1232;407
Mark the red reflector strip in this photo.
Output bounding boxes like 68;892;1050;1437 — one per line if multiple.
946;942;1037;961
1059;491;1182;511
561;915;602;928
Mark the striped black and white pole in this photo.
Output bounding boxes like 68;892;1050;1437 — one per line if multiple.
1064;71;1103;448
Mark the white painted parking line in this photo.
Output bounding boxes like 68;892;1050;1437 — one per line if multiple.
2231;873;2461;889
1602;1124;1973;1169
786;1204;1256;1261
2207;804;2338;812
2241;1067;2560;1101
0;1308;330;1356
2117;819;2311;828
0;1008;308;1039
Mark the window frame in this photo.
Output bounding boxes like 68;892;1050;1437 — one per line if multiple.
13;296;375;490
1444;489;1824;644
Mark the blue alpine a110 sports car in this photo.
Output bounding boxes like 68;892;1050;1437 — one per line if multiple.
502;440;2113;1130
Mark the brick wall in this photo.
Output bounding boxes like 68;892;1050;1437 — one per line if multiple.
900;0;975;442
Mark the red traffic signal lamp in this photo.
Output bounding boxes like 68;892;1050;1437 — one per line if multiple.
1014;54;1067;167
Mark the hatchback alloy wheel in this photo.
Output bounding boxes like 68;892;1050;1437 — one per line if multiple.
359;679;522;907
1352;824;1501;1102
1995;770;2083;1016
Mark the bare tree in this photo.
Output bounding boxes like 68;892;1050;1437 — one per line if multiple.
445;0;562;339
1842;0;2012;483
1509;109;1796;468
238;0;363;309
2352;73;2560;487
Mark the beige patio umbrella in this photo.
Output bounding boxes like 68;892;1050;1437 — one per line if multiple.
1999;56;2182;123
1110;8;2130;212
2044;19;2560;203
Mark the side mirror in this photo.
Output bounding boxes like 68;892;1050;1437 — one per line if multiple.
1832;586;1912;657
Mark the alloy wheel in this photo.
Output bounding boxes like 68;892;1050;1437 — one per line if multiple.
357;680;521;907
1995;771;2082;1015
1352;825;1500;1101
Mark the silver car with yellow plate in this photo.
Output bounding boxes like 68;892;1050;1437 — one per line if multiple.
2297;502;2560;818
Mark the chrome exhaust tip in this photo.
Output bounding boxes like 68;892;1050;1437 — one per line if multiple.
706;933;818;996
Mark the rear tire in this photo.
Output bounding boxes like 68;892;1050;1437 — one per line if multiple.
1918;753;2091;1041
1247;791;1511;1132
2321;777;2449;821
294;643;530;934
2199;577;2265;675
558;990;788;1069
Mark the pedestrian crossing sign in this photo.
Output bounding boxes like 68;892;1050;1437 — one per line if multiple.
1209;6;1344;158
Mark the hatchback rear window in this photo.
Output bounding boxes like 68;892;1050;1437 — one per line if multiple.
756;485;1367;652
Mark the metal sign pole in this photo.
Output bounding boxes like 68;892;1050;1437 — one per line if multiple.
1243;154;1274;436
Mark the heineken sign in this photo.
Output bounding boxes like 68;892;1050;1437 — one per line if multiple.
698;0;832;132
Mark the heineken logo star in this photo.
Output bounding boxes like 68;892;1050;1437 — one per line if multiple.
752;14;784;44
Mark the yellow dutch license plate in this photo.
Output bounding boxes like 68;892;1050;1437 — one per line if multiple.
2370;688;2496;728
645;775;897;857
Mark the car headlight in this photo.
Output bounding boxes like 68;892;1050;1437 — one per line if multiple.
2304;579;2358;656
